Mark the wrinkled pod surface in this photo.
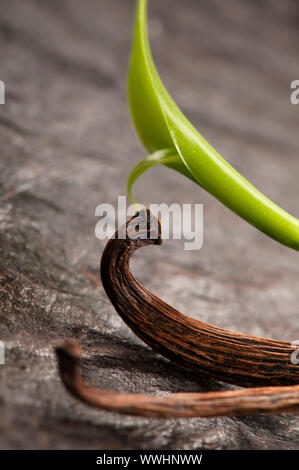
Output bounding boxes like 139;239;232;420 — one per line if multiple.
56;210;299;418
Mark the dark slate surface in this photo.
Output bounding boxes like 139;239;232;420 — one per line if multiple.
0;0;299;449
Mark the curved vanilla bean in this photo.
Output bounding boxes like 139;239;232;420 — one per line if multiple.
55;341;299;417
100;209;299;388
55;209;299;418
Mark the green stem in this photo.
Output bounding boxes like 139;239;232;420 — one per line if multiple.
127;0;299;251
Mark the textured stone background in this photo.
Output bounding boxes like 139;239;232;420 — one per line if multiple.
0;0;299;449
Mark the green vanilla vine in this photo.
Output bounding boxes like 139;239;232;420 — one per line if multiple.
127;0;299;251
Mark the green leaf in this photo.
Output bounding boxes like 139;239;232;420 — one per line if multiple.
127;0;299;251
127;149;199;205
